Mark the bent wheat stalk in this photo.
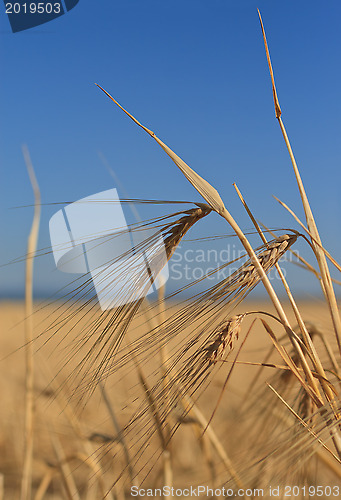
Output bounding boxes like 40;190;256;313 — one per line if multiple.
233;184;338;410
257;9;341;355
96;84;322;410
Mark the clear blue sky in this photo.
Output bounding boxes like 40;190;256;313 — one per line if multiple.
1;0;340;298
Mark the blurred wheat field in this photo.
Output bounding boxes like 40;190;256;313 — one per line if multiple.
1;298;340;499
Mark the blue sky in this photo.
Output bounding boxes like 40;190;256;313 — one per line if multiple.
1;0;340;299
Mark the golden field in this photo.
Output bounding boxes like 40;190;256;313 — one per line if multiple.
1;298;340;499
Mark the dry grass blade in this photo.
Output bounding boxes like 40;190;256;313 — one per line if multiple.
40;363;114;500
0;475;3;500
292;257;341;286
157;282;173;495
99;382;137;486
34;469;55;500
311;324;341;379
258;9;341;354
233;184;338;408
136;361;167;449
50;429;81;500
21;145;41;500
259;221;341;286
267;384;341;465
180;393;245;490
95;84;226;214
260;319;323;408
273;195;341;273
257;9;281;119
258;11;341;457
241;398;341;487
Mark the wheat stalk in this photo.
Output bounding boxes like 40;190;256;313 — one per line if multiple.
95;82;314;407
233;184;338;409
257;9;341;356
21;146;41;500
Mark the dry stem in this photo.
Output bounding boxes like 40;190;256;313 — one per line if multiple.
20;146;41;500
257;8;341;356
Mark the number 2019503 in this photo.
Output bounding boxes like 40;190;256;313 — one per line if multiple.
5;3;62;14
